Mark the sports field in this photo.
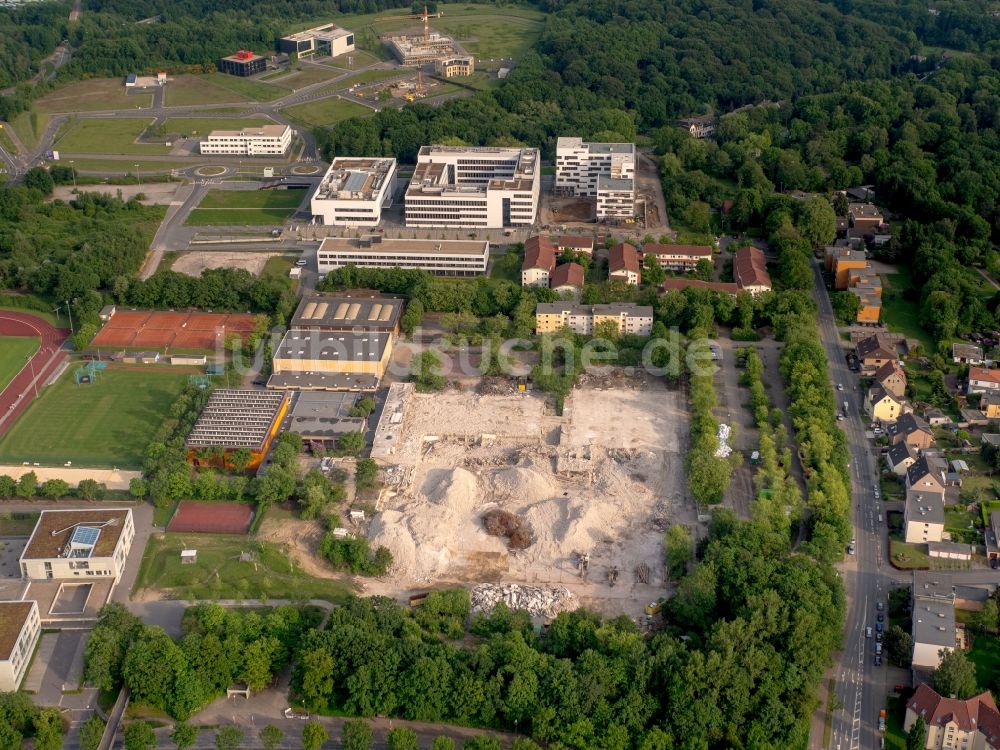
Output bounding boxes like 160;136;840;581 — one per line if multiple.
0;367;190;468
280;98;372;130
53;118;171;156
0;337;39;393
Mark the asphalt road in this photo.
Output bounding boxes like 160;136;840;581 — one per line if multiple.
811;259;889;750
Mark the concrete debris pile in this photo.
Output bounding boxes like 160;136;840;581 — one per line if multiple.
715;423;733;458
471;583;576;619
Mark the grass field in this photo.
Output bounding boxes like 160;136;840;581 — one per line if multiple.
59;158;187;174
35;79;152;113
880;269;933;351
186;208;298;226
9;110;49;151
53;118;172;156
280;97;372;130
194;74;288;102
0;337;39;393
323;49;382;70
159;116;276;136
969;633;1000;690
261;255;296;281
331;3;546;59
265;66;341;89
197;188;306;210
0;512;40;536
164;76;257;107
0;125;18;156
333;69;408;89
0;367;190;468
134;533;353;602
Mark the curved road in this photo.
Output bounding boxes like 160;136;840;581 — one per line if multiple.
0;312;70;437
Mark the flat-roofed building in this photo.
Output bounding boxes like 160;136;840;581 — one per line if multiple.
911;572;956;670
0;601;39;692
199;124;292;156
555;137;636;220
291;294;402;334
383;30;462;66
434;55;474;77
20;509;135;583
317;236;489;277
185;389;290;470
219;50;267;77
279;23;355;58
271;330;393;388
285;391;365;444
404;145;540;229
310;157;397;226
535;303;653;336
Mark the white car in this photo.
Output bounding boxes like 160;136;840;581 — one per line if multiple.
295;259;307;267
837;383;844;391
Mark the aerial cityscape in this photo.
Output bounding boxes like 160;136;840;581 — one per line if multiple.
0;0;999;749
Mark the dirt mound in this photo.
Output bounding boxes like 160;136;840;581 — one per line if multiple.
423;467;479;512
482;509;534;550
368;510;417;574
488;465;556;504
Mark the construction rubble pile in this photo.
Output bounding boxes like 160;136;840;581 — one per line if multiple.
471;583;576;619
715;423;733;458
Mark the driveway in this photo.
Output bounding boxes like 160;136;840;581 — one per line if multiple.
714;335;756;520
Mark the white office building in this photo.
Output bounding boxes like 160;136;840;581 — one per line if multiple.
279;24;355;58
404;145;540;229
19;509;135;584
310;157;397;227
0;601;39;692
317;236;489;277
199;124;293;156
555;137;636;219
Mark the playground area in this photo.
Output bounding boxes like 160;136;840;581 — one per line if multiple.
166;502;255;534
91;310;260;352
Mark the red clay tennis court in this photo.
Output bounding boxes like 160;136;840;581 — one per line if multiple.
167;502;255;534
91;310;258;351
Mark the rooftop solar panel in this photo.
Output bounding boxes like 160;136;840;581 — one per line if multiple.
71;526;101;547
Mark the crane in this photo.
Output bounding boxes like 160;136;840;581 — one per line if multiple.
375;5;443;44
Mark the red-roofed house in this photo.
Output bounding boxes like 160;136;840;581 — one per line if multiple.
968;368;1000;395
660;278;739;295
642;243;712;273
904;683;1000;750
550;262;585;294
733;246;771;295
521;236;556;287
609;243;641;285
555;236;594;256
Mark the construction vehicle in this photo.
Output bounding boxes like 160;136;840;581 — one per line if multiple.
404;93;416;102
644;597;666;616
375;5;443;43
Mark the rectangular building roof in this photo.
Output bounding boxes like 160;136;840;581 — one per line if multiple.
281;23;353;42
206;125;289;139
290;294;403;331
912;597;955;648
21;509;131;561
185;389;287;449
286;391;365;438
536;303;653;317
314;157;395;202
274;330;390;364
597;174;634;191
0;601;34;661
266;371;379;391
318;236;489;257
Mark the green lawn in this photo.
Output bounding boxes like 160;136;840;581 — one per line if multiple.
279;97;372;130
889;537;931;570
261;255;295;281
0;125;18;156
0;367;190;468
968;633;1000;691
159;117;277;137
333;69;409;89
164;76;260;107
884;696;906;750
35;78;152;113
134;533;353;603
880;270;934;351
9;110;49;151
185;208;298;226
323;49;382;70
0;511;39;536
197;188;306;210
53;118;172;156
265;66;341;89
193;74;288;102
0;337;39;393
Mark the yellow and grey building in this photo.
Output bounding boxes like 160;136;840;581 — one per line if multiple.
535;303;653;336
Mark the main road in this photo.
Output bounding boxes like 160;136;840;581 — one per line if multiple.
811;258;890;750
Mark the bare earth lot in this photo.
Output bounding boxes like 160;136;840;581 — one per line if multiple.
52;182;180;205
171;251;285;277
366;383;691;618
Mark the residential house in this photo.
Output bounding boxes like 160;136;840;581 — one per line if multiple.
982;433;1000;449
986;511;1000;564
609;243;641;285
0;601;40;692
856;333;898;373
831;248;869;290
887;413;934;451
555;236;594;256
845;186;875;202
906;455;947;496
641;244;712;273
733;246;771;295
865;383;908;423
924;408;952;427
905;490;945;544
874;360;907;399
885;441;919;476
952;342;984;365
904;684;1000;748
967;367;1000;394
984;391;1000;419
549;263;585;295
521;235;556;287
848;203;884;229
847;266;883;324
677;115;716;138
910;573;956;670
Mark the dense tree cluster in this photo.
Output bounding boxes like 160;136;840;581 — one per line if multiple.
84;603;321;720
686;348;733;505
294;510;843;749
0;691;64;750
0;473;105;500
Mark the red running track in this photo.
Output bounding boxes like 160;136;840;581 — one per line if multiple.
0;313;70;439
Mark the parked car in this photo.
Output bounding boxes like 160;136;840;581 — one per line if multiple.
877;612;884;623
874;654;881;666
877;601;884;611
876;622;884;633
866;626;873;638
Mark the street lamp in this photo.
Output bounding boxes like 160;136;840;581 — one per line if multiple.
70;160;76;190
134;164;141;187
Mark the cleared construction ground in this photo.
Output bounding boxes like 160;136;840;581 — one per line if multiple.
368;380;692;618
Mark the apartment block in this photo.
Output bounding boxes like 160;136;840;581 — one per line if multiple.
199;125;292;156
905;683;1000;749
310;157;397;226
434;55;474;77
555;137;635;220
316;236;489;277
0;601;39;692
404;145;539;229
642;243;712;273
535;303;653;336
